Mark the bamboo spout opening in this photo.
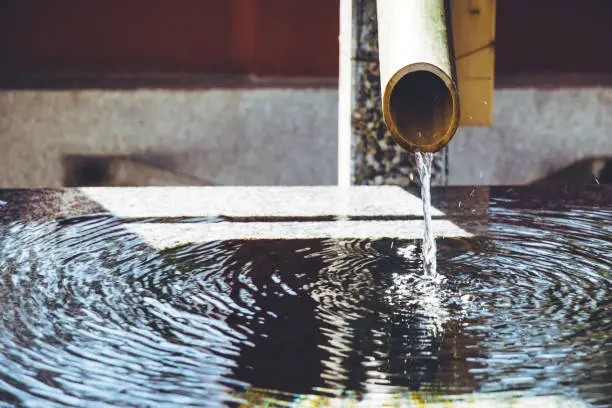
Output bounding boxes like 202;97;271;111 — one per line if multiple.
376;0;460;153
385;65;458;152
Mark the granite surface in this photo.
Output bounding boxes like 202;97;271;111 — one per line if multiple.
449;88;612;185
0;89;338;188
2;185;608;221
0;85;609;188
76;186;440;218
1;185;609;249
0;186;444;223
129;220;474;249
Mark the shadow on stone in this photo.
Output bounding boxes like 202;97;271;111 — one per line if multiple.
532;156;612;186
63;155;213;187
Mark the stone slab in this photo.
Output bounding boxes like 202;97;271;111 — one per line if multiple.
78;186;444;218
0;87;610;188
449;87;612;186
2;185;610;249
127;219;474;250
0;89;338;188
2;186;608;225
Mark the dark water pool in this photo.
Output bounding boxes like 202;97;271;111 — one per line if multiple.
0;190;610;407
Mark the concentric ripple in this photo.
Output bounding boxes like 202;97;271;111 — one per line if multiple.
0;219;248;408
0;202;610;407
436;204;611;406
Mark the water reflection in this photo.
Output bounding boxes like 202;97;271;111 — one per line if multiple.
298;238;481;396
0;220;246;407
0;200;610;406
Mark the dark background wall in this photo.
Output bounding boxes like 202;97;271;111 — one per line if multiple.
0;0;610;80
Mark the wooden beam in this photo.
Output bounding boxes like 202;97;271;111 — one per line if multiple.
451;0;496;126
230;0;259;73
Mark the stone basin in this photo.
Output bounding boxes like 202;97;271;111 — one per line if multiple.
0;185;609;407
0;186;490;246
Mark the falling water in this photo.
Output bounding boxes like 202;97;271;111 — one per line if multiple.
415;151;437;276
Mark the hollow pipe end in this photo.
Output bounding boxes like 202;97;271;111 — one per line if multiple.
382;62;460;153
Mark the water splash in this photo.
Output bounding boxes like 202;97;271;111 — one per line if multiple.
415;152;437;276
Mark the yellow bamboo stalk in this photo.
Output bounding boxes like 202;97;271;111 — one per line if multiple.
377;0;460;152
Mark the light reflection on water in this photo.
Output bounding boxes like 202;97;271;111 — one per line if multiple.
0;201;610;407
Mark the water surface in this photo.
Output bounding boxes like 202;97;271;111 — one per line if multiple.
0;190;610;407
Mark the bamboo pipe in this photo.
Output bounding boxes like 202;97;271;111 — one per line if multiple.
377;0;460;153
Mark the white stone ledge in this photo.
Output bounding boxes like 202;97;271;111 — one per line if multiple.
79;186;445;218
77;186;479;248
127;219;473;250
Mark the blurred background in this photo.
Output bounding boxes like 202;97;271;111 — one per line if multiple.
0;0;610;188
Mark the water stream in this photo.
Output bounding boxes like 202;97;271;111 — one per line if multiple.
415;152;437;277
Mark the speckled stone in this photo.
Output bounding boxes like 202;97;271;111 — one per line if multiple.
350;0;448;187
127;219;473;249
0;186;484;248
77;185;442;218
